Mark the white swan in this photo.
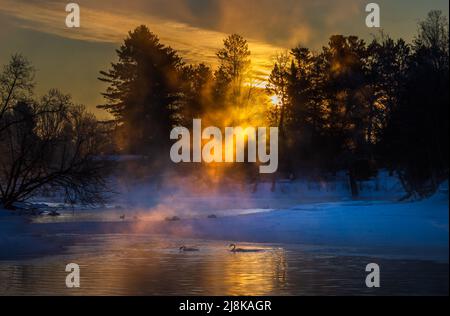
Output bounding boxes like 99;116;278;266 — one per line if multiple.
229;244;262;253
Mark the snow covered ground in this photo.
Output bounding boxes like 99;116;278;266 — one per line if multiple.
0;173;448;295
0;174;448;263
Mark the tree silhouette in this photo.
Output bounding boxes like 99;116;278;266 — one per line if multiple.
0;88;109;209
0;54;34;133
98;25;185;155
379;11;449;196
215;34;251;106
263;11;448;196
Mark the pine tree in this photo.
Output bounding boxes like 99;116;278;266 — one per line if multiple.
215;34;251;106
98;25;184;155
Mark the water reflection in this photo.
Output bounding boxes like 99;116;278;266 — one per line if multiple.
0;235;448;296
202;249;287;296
0;236;289;296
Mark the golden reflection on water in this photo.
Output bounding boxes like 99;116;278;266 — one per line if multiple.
0;236;288;296
1;234;449;295
214;251;287;296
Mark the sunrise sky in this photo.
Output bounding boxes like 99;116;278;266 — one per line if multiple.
0;0;448;118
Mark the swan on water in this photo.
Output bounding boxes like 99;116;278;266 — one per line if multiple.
229;244;262;253
179;246;200;252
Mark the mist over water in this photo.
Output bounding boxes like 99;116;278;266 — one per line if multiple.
0;2;448;297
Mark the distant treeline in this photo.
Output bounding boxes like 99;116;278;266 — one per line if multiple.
3;12;446;209
95;10;447;197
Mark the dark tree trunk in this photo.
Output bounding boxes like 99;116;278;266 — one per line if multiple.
1;199;16;210
349;169;359;197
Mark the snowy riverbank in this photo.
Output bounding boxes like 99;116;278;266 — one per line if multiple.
1;178;448;262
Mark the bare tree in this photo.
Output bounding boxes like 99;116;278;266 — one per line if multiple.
0;89;110;209
415;10;449;70
0;54;34;133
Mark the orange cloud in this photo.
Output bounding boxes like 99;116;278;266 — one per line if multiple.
0;0;283;83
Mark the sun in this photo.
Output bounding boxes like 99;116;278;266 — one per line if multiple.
270;95;281;106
